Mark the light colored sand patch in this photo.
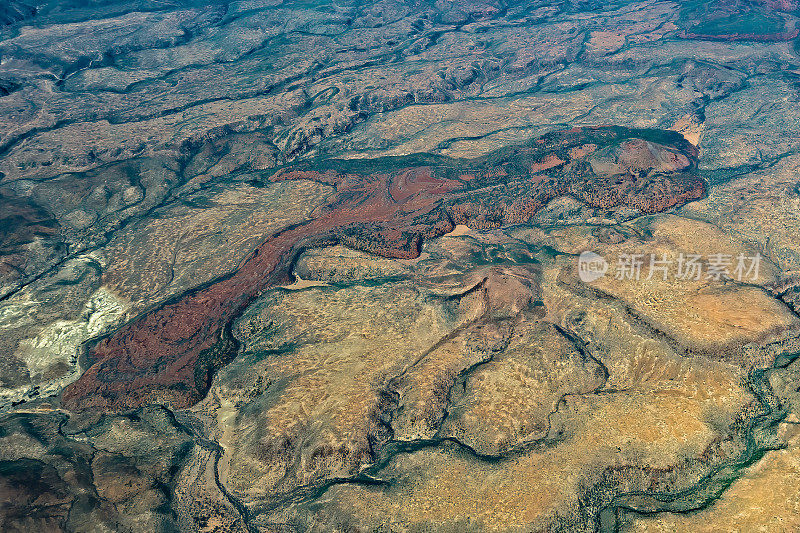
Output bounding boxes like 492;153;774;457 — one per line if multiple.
0;286;127;408
444;224;474;237
670;113;705;148
215;395;238;488
281;274;328;290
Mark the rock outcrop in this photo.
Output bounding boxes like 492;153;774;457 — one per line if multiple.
61;126;704;412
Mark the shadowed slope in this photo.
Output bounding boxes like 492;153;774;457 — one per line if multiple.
0;1;35;26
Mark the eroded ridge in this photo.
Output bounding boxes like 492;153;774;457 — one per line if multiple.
61;126;704;412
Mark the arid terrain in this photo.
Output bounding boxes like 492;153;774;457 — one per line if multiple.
1;0;800;531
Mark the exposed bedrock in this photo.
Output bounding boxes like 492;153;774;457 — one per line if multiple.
61;125;704;412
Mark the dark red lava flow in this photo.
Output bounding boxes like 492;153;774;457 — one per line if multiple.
61;126;705;411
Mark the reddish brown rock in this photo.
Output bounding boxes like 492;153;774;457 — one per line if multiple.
61;126;705;412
